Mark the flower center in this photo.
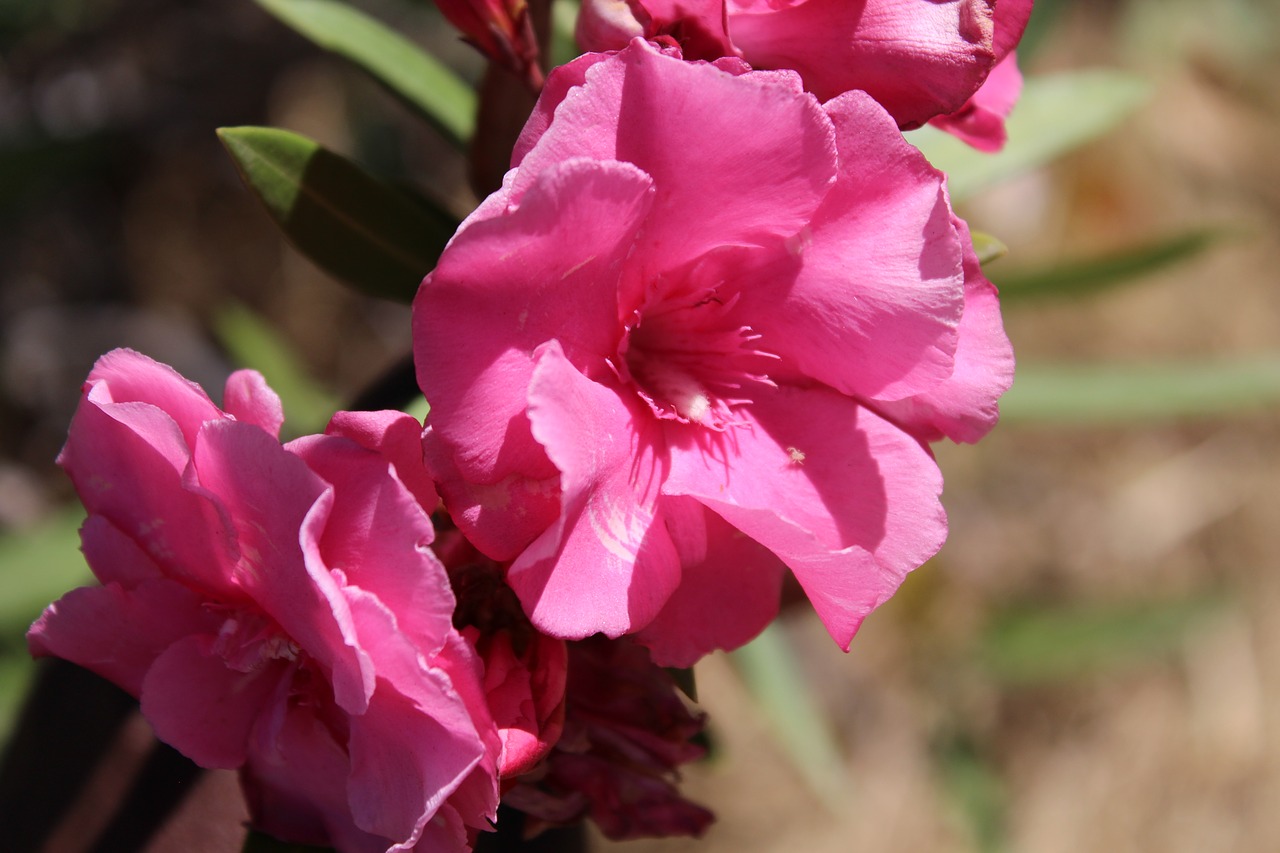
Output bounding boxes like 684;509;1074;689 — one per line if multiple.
617;285;776;429
212;610;302;673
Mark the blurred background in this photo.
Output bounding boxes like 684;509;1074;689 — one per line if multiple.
2;0;1279;850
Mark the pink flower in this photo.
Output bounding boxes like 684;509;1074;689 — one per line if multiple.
577;0;1033;137
929;0;1034;151
28;349;500;853
413;40;1013;666
502;636;713;840
434;0;544;89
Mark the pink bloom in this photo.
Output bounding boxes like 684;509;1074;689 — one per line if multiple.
577;0;1032;136
438;527;569;780
413;40;1013;665
929;0;1033;150
28;349;501;853
503;636;712;840
434;0;544;89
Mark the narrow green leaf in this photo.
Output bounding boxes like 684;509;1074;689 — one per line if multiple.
909;70;1151;200
253;0;475;146
0;652;36;743
1002;357;1280;424
996;229;1224;302
936;736;1007;853
218;126;457;302
731;622;850;813
0;508;89;637
980;595;1227;685
214;302;340;437
971;230;1009;267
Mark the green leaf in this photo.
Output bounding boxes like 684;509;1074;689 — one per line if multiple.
253;0;475;146
214;302;340;437
971;230;1009;267
909;70;1151;200
1001;357;1280;424
980;595;1228;685
664;666;697;702
241;829;334;853
218;126;457;303
0;508;89;638
731;622;850;813
936;736;1007;853
0;652;36;743
996;229;1225;302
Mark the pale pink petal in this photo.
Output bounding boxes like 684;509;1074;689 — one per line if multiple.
223;369;285;438
734;90;965;401
874;216;1014;442
632;497;785;666
511;38;836;279
727;0;996;126
665;385;946;648
141;634;288;769
82;348;223;448
27;578;217;696
929;51;1023;151
508;342;680;639
192;419;373;714
326;409;439;513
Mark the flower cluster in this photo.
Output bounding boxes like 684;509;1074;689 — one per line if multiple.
29;2;1024;850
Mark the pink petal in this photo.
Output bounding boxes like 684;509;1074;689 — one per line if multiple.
510;38;836;279
289;432;456;659
875;216;1014;442
78;513;165;588
223;369;285;438
734;90;965;402
415;158;655;555
191;419;373;714
140;633;288;769
664;385;946;648
81;348;224;448
326;409;440;513
508;342;680;639
727;0;996;126
633;496;786;666
929;52;1023;152
27;578;217;697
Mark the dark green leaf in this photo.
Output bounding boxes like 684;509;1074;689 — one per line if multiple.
996;229;1225;302
980;595;1228;685
1002;357;1280;424
253;0;476;146
664;666;697;702
910;70;1150;200
218;126;457;303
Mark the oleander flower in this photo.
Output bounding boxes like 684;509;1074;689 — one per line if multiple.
502;635;712;840
434;0;544;88
28;349;501;853
414;39;1013;665
929;0;1033;151
577;0;1033;138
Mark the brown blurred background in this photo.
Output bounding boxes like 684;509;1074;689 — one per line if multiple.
2;0;1279;851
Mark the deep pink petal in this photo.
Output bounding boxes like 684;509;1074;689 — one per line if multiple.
664;385;946;648
508;342;680;639
874;216;1014;442
289;432;456;659
223;369;285;438
191;419;373;714
511;38;835;279
734;90;965;401
632;496;786;666
81;348;224;448
77;513;164;588
141;634;287;769
326;409;440;513
727;0;996;126
929;51;1023;151
58;390;243;602
27;578;217;697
